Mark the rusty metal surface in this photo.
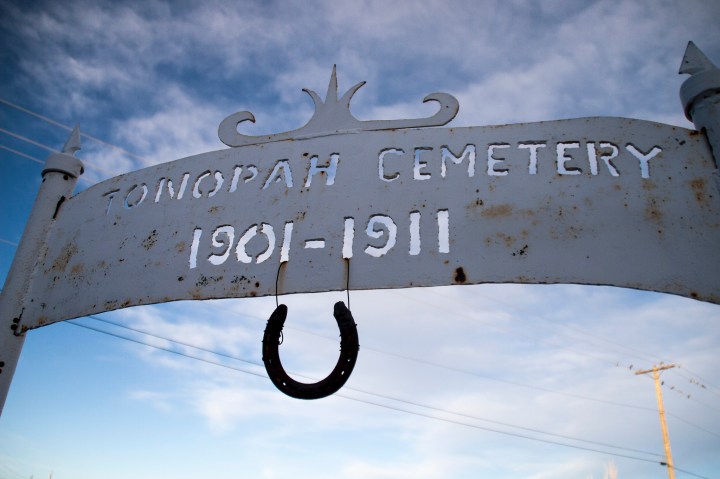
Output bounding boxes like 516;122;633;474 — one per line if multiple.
17;116;720;330
0;127;83;413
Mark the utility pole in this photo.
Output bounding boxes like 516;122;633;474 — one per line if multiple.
635;363;676;479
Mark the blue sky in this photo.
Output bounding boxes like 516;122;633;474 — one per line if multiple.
1;1;720;478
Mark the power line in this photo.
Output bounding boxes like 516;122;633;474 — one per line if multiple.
0;238;19;247
71;316;668;459
1;127;125;178
87;311;720;439
0;96;148;163
73;316;713;478
0;128;59;153
66;320;268;380
81;315;716;477
93;307;660;414
0;145;43;164
1;144;94;185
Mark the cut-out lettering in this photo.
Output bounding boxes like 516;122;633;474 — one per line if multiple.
379;148;403;182
244;165;258;183
155;173;190;203
519;143;546;175
236;225;258;264
304;239;326;249
626;144;661;179
192;171;212;199
124;184;148;208
103;189;120;215
441;144;476;178
409;211;421;255
343;217;355;259
305;154;339;187
413;147;433;180
487;144;510;176
364;215;397;258
229;166;243;193
280;221;293;263
262;160;293;189
587;142;620;176
556;142;582;175
208;225;235;266
189;228;202;269
235;224;275;264
437;209;449;254
256;224;275;264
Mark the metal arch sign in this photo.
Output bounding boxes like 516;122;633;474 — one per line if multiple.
16;75;720;330
2;42;720;412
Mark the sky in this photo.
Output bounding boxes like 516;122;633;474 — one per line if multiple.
1;1;720;478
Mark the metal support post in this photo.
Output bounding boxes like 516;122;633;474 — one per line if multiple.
635;364;676;479
680;42;720;170
0;127;83;416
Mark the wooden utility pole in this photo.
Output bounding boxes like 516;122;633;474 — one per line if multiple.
635;363;676;479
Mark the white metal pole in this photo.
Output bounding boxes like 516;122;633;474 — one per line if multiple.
0;127;83;416
680;42;720;170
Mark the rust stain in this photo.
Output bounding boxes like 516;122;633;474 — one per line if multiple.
176;241;186;253
70;264;84;275
496;233;514;247
645;198;664;223
481;204;513;218
142;229;159;250
465;198;484;210
689;178;707;204
50;243;78;272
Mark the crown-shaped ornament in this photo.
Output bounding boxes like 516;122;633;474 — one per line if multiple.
218;66;459;147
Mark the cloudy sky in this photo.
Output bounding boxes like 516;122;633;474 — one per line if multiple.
1;1;720;478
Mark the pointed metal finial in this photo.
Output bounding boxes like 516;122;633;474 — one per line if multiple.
679;42;717;75
326;64;339;103
678;41;720;168
62;124;82;156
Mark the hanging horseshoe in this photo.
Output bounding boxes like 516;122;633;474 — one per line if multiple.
262;301;359;399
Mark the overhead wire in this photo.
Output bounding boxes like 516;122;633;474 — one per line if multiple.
140;300;694;416
66;316;716;477
86;311;720;439
84;315;663;455
0;96;148;163
0;127;59;153
0;144;43;164
67;317;667;462
1;126;127;179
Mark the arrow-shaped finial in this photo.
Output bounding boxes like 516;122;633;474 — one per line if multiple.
62;124;82;156
679;41;717;75
62;124;82;155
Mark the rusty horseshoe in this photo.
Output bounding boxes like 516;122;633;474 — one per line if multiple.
262;301;359;399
